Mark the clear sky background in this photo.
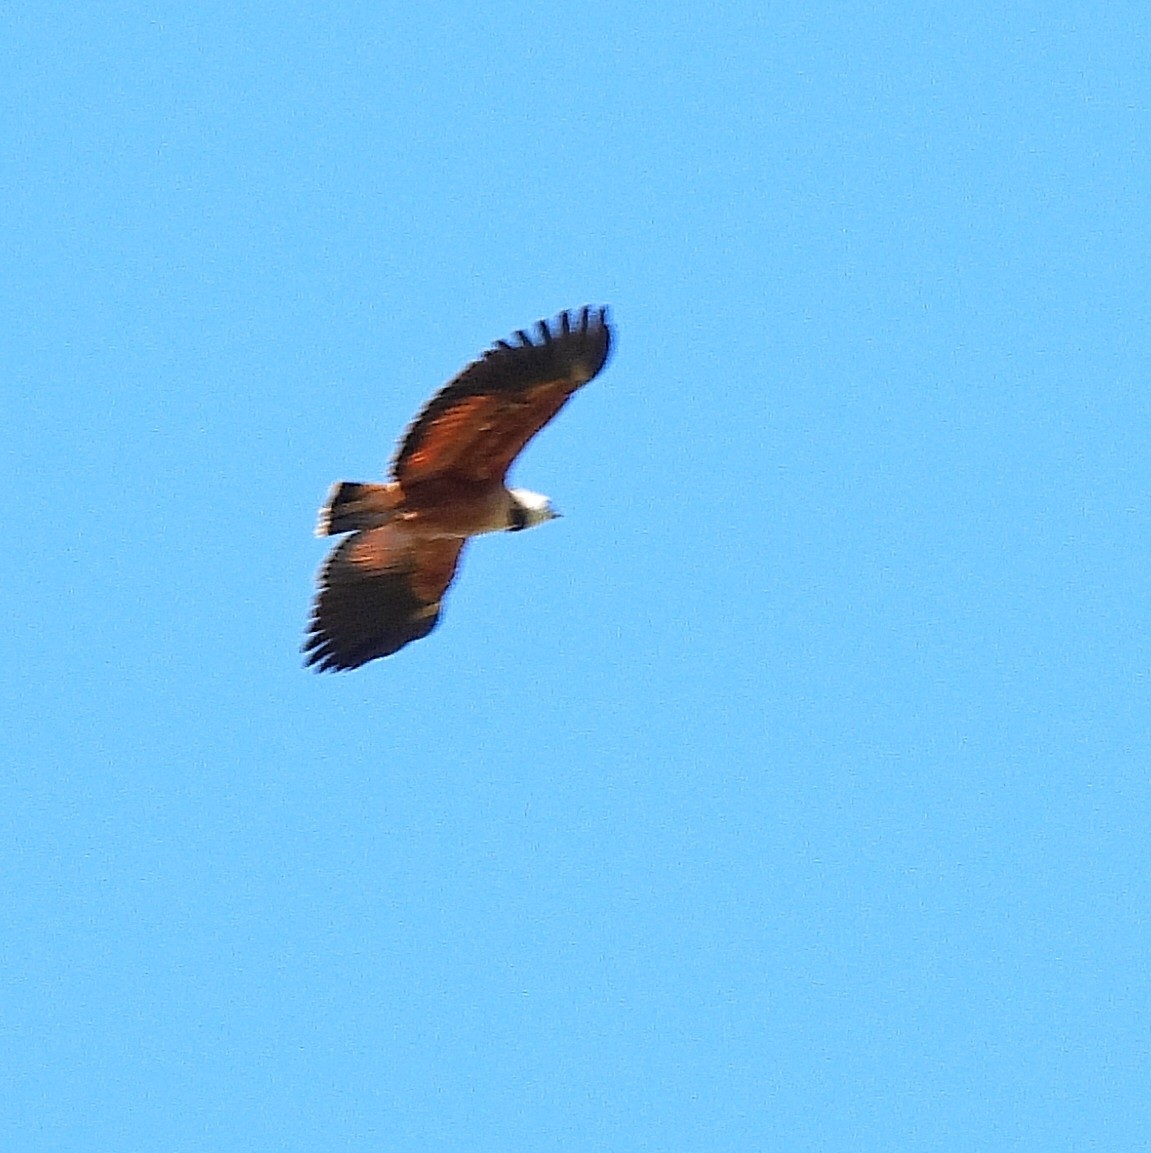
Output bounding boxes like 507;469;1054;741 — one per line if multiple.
3;3;1149;1150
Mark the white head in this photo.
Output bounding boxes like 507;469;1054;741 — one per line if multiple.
508;488;560;531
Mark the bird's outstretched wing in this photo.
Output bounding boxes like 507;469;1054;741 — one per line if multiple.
393;306;611;491
303;526;465;671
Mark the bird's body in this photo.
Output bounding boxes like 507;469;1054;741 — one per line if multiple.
304;306;612;671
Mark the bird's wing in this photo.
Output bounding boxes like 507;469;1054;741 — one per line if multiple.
393;306;611;491
303;526;465;671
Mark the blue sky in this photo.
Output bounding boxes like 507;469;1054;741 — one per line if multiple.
2;2;1149;1149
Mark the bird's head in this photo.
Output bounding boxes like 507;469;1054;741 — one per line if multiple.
507;488;560;532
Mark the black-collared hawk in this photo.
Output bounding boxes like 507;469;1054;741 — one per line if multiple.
304;306;613;671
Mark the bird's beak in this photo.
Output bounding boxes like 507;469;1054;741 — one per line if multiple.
550;506;563;520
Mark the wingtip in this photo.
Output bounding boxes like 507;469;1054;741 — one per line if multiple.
509;305;612;356
548;304;610;340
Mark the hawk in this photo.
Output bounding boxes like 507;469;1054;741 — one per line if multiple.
304;306;613;670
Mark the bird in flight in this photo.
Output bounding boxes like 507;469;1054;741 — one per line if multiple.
304;306;613;671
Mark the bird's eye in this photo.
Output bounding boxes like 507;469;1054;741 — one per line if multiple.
509;504;528;531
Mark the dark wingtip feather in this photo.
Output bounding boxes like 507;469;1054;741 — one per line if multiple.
490;305;611;371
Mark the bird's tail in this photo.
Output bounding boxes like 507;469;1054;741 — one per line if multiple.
315;481;399;536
